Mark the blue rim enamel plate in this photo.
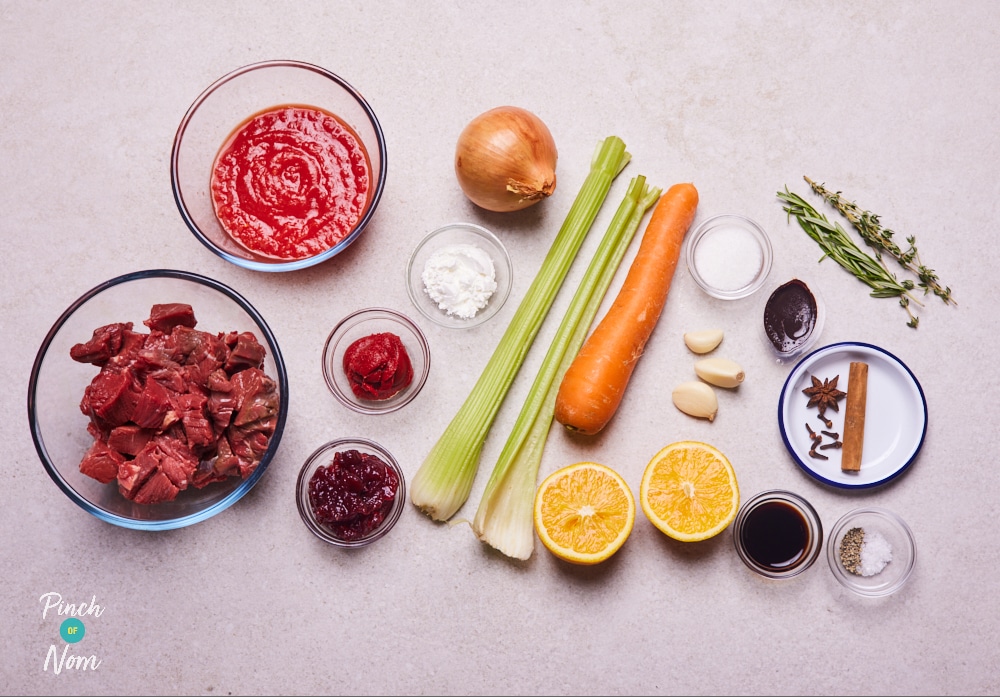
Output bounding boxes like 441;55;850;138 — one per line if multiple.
778;342;927;489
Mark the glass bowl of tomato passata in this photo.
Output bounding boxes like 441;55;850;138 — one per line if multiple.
296;438;406;548
27;270;289;530
171;60;388;272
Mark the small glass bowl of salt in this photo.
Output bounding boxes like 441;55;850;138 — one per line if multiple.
826;506;916;597
685;214;773;300
406;222;513;329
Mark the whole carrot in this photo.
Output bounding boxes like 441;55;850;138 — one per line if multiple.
554;182;699;435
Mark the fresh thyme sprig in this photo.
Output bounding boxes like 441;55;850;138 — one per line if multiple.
805;176;956;306
777;188;923;329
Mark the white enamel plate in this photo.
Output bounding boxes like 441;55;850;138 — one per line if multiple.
778;342;927;489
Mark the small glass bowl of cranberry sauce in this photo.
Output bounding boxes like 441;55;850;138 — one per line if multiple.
296;438;406;548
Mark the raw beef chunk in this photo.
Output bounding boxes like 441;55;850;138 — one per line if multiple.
143;303;197;333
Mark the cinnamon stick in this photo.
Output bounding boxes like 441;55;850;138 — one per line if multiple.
841;361;869;472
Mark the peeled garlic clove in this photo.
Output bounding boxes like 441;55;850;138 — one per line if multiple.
695;357;745;388
683;329;724;354
672;381;719;421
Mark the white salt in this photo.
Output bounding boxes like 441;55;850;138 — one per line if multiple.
694;226;763;291
858;529;893;577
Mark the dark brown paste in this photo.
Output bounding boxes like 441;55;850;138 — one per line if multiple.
763;279;818;355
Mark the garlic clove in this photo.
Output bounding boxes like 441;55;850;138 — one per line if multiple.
683;329;724;354
694;357;745;388
672;381;719;421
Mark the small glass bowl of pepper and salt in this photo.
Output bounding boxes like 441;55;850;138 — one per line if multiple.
296;437;406;548
826;506;916;597
322;307;431;415
405;222;513;329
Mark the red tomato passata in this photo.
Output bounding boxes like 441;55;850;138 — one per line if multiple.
211;104;372;261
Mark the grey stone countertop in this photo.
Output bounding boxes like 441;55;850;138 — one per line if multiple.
3;2;997;695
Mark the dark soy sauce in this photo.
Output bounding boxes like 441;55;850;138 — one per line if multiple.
740;500;809;570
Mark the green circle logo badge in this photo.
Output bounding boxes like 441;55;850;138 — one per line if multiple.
60;618;85;644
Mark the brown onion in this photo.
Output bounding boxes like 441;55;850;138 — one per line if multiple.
454;106;558;212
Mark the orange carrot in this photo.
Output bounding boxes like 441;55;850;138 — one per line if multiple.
554;182;699;435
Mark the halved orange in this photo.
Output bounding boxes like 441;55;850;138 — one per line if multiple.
533;461;635;565
640;441;739;542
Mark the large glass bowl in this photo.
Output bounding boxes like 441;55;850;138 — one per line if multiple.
27;269;289;530
171;60;387;272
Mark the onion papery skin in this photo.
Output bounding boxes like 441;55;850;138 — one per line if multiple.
454;106;558;213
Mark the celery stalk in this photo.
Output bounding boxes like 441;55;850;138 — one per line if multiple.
471;176;662;559
410;137;631;521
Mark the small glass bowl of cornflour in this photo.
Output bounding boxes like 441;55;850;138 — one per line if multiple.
406;222;512;329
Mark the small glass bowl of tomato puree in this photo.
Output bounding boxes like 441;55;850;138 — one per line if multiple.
322;307;431;415
171;60;387;272
296;438;406;548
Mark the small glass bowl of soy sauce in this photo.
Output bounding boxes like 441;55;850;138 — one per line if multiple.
733;489;823;579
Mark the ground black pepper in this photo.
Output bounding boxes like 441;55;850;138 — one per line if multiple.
839;526;864;574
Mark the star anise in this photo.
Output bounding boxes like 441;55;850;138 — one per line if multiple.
802;374;847;416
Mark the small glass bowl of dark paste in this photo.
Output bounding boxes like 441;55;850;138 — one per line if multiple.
296;438;406;547
761;278;825;362
322;308;431;415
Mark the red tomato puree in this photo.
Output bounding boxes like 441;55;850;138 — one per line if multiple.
343;332;413;401
211;104;372;260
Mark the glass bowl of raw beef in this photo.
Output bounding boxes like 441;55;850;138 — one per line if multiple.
170;59;387;272
27;269;289;530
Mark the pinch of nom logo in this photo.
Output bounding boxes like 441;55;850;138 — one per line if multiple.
39;592;104;674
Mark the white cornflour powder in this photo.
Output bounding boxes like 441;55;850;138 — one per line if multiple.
421;243;497;319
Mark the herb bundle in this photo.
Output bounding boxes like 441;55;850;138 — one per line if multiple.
804;177;955;306
780;177;956;328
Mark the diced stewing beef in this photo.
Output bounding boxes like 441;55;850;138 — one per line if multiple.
71;303;280;504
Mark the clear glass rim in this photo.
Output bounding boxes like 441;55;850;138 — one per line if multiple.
320;306;431;415
825;506;916;596
404;221;513;329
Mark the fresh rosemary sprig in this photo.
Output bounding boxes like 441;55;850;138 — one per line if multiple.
777;188;923;329
805;176;956;306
